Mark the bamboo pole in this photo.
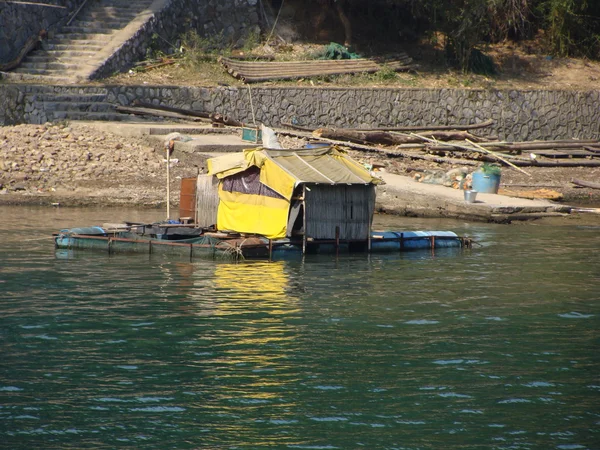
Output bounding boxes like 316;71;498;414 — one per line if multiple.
166;146;171;220
302;185;307;255
407;132;531;176
3;1;66;7
465;139;531;176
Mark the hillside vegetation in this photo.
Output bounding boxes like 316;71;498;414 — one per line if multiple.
106;0;600;90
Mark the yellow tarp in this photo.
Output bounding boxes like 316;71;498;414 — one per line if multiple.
217;188;290;239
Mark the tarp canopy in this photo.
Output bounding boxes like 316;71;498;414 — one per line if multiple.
208;146;377;194
206;146;378;239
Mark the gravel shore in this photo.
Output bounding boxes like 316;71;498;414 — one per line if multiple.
1;122;598;215
0;122;197;207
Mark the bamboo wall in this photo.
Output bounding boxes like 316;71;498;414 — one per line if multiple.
195;175;219;228
305;184;375;240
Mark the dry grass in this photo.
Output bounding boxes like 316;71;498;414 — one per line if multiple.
102;39;600;91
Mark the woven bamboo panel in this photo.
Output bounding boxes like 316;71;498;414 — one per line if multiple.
305;184;375;240
195;175;219;228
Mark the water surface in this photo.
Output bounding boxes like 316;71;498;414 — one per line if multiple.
1;206;598;449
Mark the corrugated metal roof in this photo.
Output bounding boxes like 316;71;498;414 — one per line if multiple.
264;148;372;184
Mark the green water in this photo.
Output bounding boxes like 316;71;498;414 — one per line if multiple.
0;206;599;449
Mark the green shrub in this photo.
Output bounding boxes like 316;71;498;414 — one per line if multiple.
480;163;502;175
181;30;232;65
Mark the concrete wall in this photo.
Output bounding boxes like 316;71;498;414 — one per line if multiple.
0;0;82;64
1;84;599;141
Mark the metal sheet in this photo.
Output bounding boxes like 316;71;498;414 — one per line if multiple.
179;178;197;221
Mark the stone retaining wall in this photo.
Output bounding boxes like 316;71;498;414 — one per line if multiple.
0;0;83;64
1;85;598;141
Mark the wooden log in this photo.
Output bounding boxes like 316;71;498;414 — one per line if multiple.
276;128;480;166
571;179;600;189
116;105;206;122
314;128;484;146
516;159;600;167
0;33;41;71
281;120;494;133
501;141;600;151
132;100;211;119
210;113;246;128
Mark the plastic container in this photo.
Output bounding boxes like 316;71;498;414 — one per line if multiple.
464;190;478;203
369;231;461;251
472;171;501;194
305;142;330;149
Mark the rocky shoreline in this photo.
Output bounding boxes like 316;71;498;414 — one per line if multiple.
0;122;199;207
1;122;598;222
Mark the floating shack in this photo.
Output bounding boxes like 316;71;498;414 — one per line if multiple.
182;146;378;251
55;146;469;259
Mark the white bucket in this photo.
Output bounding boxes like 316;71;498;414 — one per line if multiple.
464;190;478;203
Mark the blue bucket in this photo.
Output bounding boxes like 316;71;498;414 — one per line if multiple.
472;171;501;194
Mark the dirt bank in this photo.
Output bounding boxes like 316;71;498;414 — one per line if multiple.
1;122;598;216
0;122;197;207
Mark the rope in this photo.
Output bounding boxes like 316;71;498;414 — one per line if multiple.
264;0;285;45
247;85;257;126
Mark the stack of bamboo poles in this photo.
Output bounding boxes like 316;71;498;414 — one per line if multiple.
219;55;416;83
279;122;600;171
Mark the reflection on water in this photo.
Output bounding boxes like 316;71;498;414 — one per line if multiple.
0;206;599;449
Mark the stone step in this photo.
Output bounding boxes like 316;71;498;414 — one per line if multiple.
66;20;130;29
51;111;153;121
61;26;120;35
17;61;90;71
0;71;76;84
34;101;116;113
54;32;114;41
76;12;139;21
30;50;100;60
11;67;87;78
25;54;94;65
46;43;106;52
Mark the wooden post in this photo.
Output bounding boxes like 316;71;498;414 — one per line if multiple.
302;185;307;255
166;144;171;220
268;239;273;261
335;226;340;256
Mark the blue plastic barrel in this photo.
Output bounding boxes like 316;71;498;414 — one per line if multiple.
370;231;461;251
472;171;501;194
66;226;106;235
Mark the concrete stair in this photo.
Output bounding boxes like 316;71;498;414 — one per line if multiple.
24;87;172;124
6;0;155;83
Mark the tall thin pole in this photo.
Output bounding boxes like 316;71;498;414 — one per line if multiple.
302;185;307;254
166;144;171;220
